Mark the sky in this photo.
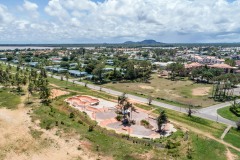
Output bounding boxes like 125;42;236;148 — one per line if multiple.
0;0;240;44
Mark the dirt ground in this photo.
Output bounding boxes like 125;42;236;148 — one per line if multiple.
50;89;69;99
226;148;237;160
138;85;154;90
192;87;211;96
0;94;100;160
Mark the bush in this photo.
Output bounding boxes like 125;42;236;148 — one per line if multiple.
141;119;150;126
78;120;83;124
236;120;240;130
69;112;75;118
130;120;136;125
165;140;180;149
88;125;94;132
46;123;51;130
140;119;153;129
230;107;240;117
116;115;123;121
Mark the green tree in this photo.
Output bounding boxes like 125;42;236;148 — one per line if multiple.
225;58;236;67
123;61;136;80
92;63;105;83
85;62;95;74
166;62;184;80
157;110;168;131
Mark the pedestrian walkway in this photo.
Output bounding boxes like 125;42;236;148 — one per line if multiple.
221;125;232;140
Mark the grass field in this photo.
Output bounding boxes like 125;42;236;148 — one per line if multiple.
217;106;240;121
224;128;240;149
0;88;21;109
190;134;227;160
102;74;218;107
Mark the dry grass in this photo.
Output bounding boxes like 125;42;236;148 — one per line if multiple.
103;74;218;107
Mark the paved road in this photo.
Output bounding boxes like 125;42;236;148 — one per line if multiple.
1;62;237;127
52;75;237;127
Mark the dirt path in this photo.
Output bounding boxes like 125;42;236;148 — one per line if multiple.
0;90;100;160
226;148;237;160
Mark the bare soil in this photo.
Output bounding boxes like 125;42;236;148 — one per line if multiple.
138;85;154;90
226;148;237;160
192;87;211;96
50;89;69;99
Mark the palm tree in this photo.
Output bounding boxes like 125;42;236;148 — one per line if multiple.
65;72;70;87
157;110;168;131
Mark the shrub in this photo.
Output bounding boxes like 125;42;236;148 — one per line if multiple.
140;119;153;129
78;120;83;124
165;140;180;149
230;107;240;117
116;115;123;121
141;119;150;126
46;123;51;130
88;125;94;132
69;112;75;118
130;120;136;125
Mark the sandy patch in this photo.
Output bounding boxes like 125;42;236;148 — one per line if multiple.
164;89;181;98
139;85;154;90
51;89;69;99
192;87;211;96
226;148;237;160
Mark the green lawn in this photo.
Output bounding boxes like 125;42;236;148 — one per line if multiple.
229;148;240;158
190;134;227;160
0;88;21;109
217;106;240;121
224;129;240;149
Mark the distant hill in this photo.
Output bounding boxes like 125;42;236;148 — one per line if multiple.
123;39;164;45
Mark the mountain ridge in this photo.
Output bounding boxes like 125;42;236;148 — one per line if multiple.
123;39;164;45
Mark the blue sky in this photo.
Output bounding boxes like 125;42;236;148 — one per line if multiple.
0;0;240;44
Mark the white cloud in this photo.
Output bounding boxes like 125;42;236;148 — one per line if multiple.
0;4;14;24
2;0;240;43
23;0;39;18
23;0;38;11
